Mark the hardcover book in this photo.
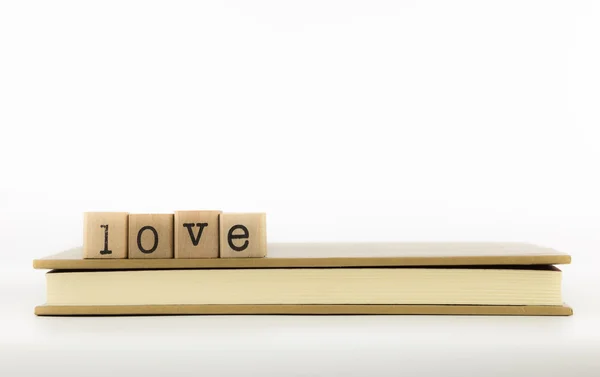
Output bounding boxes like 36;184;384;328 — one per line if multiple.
33;242;572;316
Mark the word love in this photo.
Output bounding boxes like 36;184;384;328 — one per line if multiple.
83;211;267;259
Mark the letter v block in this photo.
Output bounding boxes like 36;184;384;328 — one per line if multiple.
174;211;221;258
219;213;267;258
128;214;174;259
83;212;129;259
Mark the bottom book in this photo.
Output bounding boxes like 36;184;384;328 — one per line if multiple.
35;266;572;316
35;304;573;316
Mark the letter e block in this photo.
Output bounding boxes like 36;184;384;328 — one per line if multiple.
174;211;221;258
83;212;129;259
219;213;267;258
128;214;174;259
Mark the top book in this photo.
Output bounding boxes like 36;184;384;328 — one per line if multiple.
34;242;571;271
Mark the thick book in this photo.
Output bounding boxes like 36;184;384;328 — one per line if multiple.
33;242;573;316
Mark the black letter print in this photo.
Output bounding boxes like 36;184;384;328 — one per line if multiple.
137;226;159;254
182;223;209;246
228;225;249;252
100;224;112;255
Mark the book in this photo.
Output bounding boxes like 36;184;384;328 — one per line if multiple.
33;242;573;316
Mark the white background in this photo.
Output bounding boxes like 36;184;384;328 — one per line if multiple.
0;1;599;376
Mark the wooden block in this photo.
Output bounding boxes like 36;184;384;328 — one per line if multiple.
174;211;221;258
128;214;174;259
219;213;267;258
83;212;129;259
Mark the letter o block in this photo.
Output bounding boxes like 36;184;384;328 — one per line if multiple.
219;213;267;258
128;214;174;259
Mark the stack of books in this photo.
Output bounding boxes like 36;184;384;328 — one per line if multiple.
34;241;572;316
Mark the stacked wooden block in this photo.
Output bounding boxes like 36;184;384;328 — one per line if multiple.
83;211;267;259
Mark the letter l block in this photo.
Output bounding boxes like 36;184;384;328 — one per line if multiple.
83;212;129;259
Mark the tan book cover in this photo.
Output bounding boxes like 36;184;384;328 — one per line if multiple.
33;242;571;270
35;304;572;316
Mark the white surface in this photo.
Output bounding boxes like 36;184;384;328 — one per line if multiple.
1;0;599;264
1;263;599;376
0;2;599;262
1;0;600;375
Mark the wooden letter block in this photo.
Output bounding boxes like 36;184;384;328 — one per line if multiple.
128;214;174;259
219;213;267;258
174;211;221;258
83;212;129;259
